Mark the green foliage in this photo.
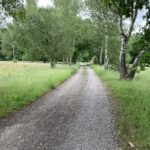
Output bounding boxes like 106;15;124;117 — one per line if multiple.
86;0;120;66
0;62;78;117
54;0;82;61
21;8;67;62
128;33;150;66
1;0;82;64
1;25;21;60
92;65;150;150
0;0;25;20
107;22;120;66
0;31;6;60
75;19;100;62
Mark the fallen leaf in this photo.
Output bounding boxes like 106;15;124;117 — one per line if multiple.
128;141;135;148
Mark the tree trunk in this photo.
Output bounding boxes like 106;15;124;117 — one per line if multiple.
66;57;69;64
12;45;16;62
69;57;72;66
100;48;103;65
119;17;128;79
119;34;128;79
105;57;110;69
118;8;137;79
50;60;56;68
104;18;109;70
127;50;145;79
63;58;65;64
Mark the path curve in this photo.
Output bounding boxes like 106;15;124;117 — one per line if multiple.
0;67;120;150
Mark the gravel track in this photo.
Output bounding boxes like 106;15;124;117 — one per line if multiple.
0;67;120;150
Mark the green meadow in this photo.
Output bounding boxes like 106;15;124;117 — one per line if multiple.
0;62;78;117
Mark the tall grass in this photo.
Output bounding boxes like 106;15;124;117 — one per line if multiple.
0;62;78;117
92;65;150;150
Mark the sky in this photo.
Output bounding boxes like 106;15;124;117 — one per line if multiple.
124;9;147;33
38;0;53;7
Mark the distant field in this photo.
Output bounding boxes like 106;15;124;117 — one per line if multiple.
0;62;78;117
92;65;150;150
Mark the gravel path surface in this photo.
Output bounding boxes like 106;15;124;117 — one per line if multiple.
0;67;120;150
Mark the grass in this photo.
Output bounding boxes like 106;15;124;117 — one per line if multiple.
0;61;78;118
92;65;150;150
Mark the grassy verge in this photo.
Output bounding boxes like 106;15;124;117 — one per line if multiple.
0;62;78;118
92;65;150;150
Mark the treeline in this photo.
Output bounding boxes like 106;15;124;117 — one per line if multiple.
0;0;109;67
0;0;150;79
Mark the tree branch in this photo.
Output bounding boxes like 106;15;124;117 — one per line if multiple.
127;7;138;41
127;50;145;79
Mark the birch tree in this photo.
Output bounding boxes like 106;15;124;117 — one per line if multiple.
86;0;118;69
104;0;149;79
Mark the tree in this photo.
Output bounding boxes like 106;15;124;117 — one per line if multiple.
104;0;149;79
9;0;82;67
0;0;25;60
0;0;24;21
86;0;110;69
1;25;23;61
86;0;120;68
74;18;99;63
18;8;66;67
1;0;85;66
128;32;150;71
54;0;81;65
0;30;6;60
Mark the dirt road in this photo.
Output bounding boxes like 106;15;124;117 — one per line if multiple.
0;67;120;150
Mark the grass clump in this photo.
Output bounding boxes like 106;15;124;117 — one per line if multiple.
0;62;78;117
92;65;150;150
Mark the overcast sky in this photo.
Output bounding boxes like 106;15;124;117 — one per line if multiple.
38;0;53;7
125;9;147;33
